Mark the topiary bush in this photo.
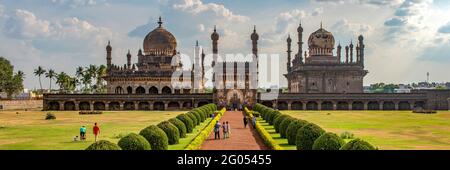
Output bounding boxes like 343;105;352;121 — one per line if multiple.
45;113;56;120
86;140;121;150
279;117;295;138
118;133;151;150
157;121;180;145
340;131;355;139
296;123;325;150
191;111;203;123
169;118;187;138
139;125;169;150
176;114;194;133
186;112;199;126
286;119;309;145
312;132;345;150
340;138;376;150
268;111;281;125
274;115;291;133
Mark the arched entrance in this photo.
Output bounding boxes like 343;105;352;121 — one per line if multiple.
226;90;244;110
149;86;158;95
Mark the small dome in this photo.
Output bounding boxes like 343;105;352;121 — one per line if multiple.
143;17;177;56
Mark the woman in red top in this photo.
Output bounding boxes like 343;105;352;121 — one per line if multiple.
93;123;100;142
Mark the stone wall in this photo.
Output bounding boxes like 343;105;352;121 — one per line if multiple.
0;100;43;110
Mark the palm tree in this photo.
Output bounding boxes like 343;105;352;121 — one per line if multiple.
75;66;84;91
17;71;25;80
45;69;56;92
81;72;92;93
96;65;107;92
33;66;46;92
56;72;68;93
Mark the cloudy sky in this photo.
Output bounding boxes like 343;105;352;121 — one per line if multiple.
0;0;449;89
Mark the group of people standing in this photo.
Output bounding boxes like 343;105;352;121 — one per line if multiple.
214;121;231;140
243;116;257;129
74;123;100;142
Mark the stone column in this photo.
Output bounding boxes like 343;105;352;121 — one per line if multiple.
119;102;124;110
164;102;169;111
134;101;139;111
90;101;94;111
179;102;184;110
75;101;80;111
447;98;450;111
273;101;277;110
317;101;322;110
363;101;368;110
332;101;337;110
302;102;307;110
149;101;154;110
349;102;353;110
394;101;399;110
287;101;292;110
59;101;64;111
380;101;384;110
105;102;109;111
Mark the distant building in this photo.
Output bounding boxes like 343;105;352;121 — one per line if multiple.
394;84;411;93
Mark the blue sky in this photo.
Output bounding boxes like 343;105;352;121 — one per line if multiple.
0;0;449;89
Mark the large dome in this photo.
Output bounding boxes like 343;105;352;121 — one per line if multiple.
143;18;177;56
308;27;335;50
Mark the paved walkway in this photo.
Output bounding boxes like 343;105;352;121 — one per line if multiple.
200;111;269;150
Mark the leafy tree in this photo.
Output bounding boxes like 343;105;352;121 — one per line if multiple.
0;57;24;99
34;66;46;92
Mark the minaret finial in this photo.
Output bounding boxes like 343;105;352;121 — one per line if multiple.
108;40;110;45
158;16;163;27
196;40;199;46
214;25;216;32
254;25;256;32
320;21;323;29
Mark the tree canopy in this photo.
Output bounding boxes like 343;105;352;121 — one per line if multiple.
0;57;24;99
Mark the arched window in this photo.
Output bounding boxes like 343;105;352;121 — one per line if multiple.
162;86;172;95
115;86;124;94
149;86;158;95
127;86;133;94
136;86;146;94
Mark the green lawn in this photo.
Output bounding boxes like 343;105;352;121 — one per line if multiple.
279;110;450;150
258;119;296;150
0;109;210;150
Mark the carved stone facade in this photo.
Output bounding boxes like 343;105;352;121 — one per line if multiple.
285;23;368;93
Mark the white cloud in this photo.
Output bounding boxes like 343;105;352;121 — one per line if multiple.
50;0;107;8
312;0;405;6
438;22;450;34
198;24;205;32
3;9;53;39
173;0;249;22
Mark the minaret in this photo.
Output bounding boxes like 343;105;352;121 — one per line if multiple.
349;41;354;63
345;45;349;63
297;22;304;64
211;26;219;86
158;16;163;28
337;43;342;63
356;44;360;63
287;35;292;72
201;49;206;92
194;40;202;93
251;25;259;87
286;35;292;92
106;41;112;69
127;50;131;69
358;35;365;67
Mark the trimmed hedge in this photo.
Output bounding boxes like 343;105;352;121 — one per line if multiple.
268;111;281;125
139;125;169;150
312;132;345;150
296;123;325;150
286;119;309;145
176;114;194;133
118;133;151;150
169;118;187;138
86;140;121;150
185;107;226;150
157;121;180;145
191;111;203;123
340;138;376;150
186;112;199;126
279;117;295;138
245;107;283;150
274;115;291;133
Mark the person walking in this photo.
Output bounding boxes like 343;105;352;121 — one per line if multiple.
214;121;221;140
93;123;100;142
226;121;231;138
222;121;228;139
252;116;257;128
79;126;86;141
243;116;248;128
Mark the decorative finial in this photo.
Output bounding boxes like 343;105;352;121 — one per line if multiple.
320;21;323;29
108;41;110;45
214;25;216;32
253;25;256;32
196;40;199;46
128;49;131;54
158;16;163;27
